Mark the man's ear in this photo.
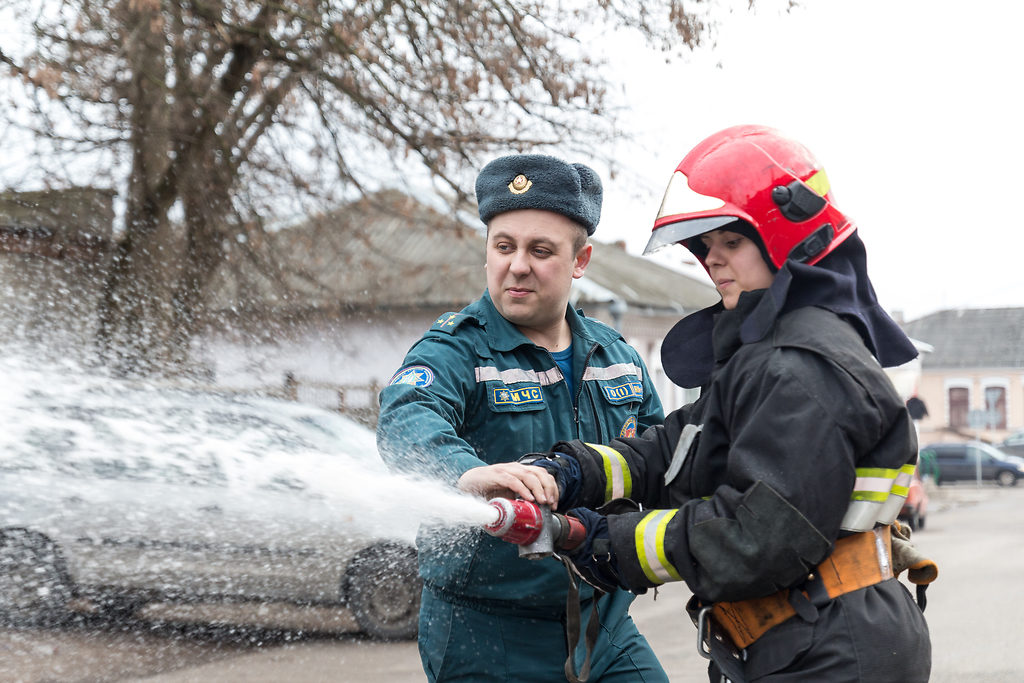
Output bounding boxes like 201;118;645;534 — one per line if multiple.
572;244;593;279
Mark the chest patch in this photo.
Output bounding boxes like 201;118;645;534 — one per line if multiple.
493;386;545;406
389;365;435;387
619;415;638;438
602;381;643;402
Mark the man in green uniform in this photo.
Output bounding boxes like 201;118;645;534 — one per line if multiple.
377;154;668;682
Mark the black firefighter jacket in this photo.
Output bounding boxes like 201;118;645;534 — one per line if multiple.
557;301;932;681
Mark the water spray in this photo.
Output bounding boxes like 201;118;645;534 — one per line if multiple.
482;497;585;560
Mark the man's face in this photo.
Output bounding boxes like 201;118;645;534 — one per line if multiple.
486;209;591;335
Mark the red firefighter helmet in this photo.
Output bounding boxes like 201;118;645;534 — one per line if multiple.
645;125;855;270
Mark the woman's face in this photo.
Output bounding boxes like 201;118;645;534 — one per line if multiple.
699;229;775;310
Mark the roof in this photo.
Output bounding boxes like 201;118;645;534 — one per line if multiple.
582;240;719;313
207;190;718;316
899;307;1024;369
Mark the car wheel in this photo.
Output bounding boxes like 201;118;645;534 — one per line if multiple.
916;514;926;531
0;529;74;627
996;470;1018;487
344;542;421;640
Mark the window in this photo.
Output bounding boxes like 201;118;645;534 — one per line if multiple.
948;387;969;429
982;385;1007;429
968;444;991;464
935;449;964;464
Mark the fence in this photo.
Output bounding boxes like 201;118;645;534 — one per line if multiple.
279;372;383;428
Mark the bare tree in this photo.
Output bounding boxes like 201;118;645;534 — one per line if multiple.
0;0;735;375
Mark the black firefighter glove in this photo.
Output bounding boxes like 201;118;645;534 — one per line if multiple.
519;452;583;509
562;507;629;594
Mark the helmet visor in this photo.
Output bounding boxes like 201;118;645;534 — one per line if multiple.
643;215;739;255
655;171;726;220
645;170;736;255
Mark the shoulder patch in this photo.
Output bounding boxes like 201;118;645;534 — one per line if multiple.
388;365;435;387
430;312;470;335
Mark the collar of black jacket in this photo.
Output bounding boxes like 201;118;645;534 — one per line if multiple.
713;289;767;363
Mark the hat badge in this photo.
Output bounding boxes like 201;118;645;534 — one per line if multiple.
508;174;532;195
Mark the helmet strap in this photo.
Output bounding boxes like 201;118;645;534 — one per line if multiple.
788;223;835;264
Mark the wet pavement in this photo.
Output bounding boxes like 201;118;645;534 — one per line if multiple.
2;483;1020;682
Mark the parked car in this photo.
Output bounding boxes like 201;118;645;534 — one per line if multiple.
996;429;1024;458
898;470;929;531
919;441;1024;487
0;361;420;639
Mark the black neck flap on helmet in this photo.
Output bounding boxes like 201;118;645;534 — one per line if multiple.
661;231;918;389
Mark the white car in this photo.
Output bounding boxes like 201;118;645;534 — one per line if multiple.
0;360;420;639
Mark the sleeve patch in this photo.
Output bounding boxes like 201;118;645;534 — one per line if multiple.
388;365;435;387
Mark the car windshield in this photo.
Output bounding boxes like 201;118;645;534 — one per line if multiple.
974;442;1011;461
1003;431;1024;446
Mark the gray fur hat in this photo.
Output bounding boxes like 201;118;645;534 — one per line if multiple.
474;154;602;235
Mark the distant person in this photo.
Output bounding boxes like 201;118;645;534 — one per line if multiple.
505;126;937;682
906;395;929;420
377;154;668;682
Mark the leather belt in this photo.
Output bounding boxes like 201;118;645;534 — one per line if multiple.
711;525;893;649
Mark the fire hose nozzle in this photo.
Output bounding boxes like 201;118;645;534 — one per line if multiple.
483;498;586;559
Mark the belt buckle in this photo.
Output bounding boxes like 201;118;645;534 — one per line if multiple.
697;606;714;660
697;606;748;662
698;606;748;683
873;526;893;579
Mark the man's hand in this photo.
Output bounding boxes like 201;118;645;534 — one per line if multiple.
457;462;560;508
519;452;583;509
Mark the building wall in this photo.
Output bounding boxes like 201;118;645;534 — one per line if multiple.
0;188;114;360
914;367;1024;444
608;310;696;414
0;254;108;360
202;308;440;392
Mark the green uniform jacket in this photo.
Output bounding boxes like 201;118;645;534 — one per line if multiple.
377;292;663;613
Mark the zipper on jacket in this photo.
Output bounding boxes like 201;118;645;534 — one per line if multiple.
543;342;598;439
577;343;600;440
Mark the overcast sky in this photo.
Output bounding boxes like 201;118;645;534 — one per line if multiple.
596;0;1023;322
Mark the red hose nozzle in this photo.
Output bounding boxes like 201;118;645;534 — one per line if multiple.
483;498;544;545
482;498;586;554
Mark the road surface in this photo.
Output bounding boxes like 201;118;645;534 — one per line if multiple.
2;482;1020;682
